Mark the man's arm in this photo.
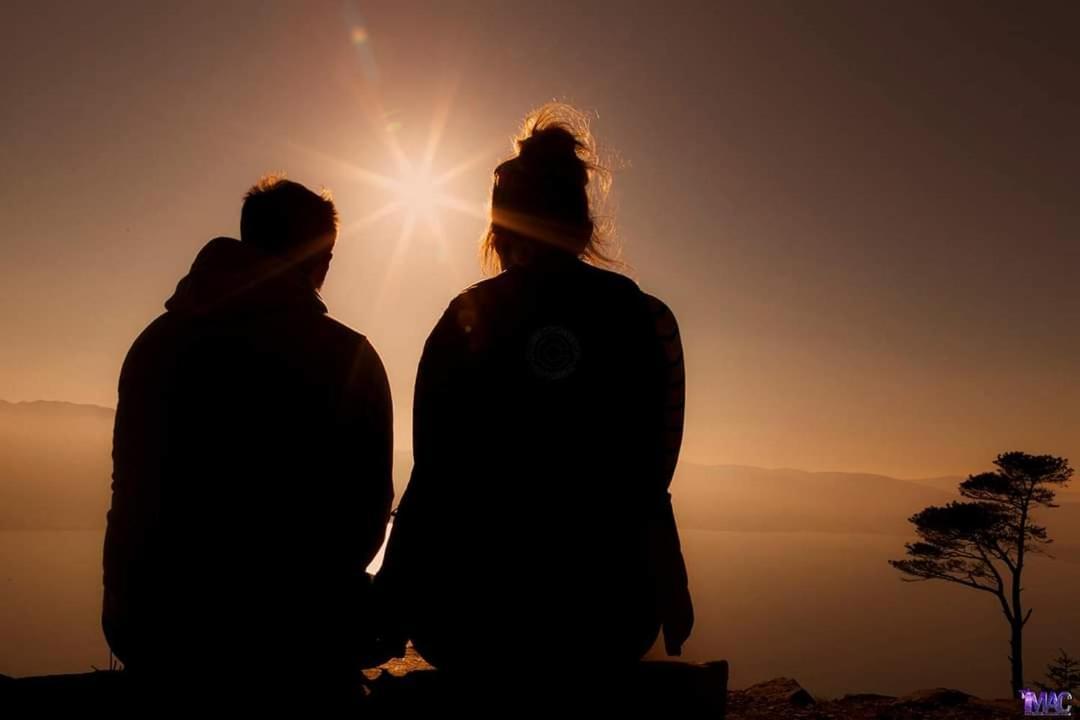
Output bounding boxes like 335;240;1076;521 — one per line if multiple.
102;340;161;665
326;336;396;668
340;337;394;567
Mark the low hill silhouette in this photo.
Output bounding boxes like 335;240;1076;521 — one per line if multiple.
674;464;955;535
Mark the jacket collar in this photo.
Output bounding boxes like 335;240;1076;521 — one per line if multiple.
165;237;328;318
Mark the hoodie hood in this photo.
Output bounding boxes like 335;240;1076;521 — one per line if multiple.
165;237;328;318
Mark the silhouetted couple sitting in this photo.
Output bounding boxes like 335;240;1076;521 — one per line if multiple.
103;103;693;709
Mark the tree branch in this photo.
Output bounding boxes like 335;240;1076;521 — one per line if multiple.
895;566;1002;595
973;545;1006;594
984;539;1017;572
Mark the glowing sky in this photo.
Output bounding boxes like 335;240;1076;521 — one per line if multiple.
1;1;1077;477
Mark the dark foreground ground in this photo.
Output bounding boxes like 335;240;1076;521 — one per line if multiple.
1;648;1023;717
367;650;1023;718
724;677;1020;719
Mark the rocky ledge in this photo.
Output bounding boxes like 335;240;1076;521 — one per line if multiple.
1;652;1023;718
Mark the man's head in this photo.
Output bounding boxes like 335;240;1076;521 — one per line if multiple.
240;174;338;289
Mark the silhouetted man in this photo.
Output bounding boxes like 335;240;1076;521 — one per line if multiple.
102;176;392;707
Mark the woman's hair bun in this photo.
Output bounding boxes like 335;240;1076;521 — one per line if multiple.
511;106;596;187
518;125;580;160
481;102;618;273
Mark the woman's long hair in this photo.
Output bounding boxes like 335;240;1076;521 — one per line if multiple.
481;102;619;273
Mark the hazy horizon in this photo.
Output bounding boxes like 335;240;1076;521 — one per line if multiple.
7;396;1077;484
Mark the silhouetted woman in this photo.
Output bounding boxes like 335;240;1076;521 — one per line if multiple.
378;103;693;672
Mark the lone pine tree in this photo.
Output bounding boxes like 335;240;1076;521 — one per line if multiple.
890;451;1073;697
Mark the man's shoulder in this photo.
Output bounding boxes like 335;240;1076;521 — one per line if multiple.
123;310;378;381
128;309;371;350
122;312;177;366
307;315;387;378
312;315;388;376
314;313;371;350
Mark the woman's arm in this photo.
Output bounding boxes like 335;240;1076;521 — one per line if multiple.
374;299;467;653
643;293;694;656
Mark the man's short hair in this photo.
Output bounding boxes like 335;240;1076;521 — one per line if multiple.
240;174;338;257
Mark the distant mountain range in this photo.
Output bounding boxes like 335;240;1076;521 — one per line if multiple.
0;400;114;418
1;400;1076;548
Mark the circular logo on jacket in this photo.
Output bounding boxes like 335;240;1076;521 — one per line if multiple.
527;325;581;380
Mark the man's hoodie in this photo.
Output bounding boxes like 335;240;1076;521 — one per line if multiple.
164;236;328;317
102;236;393;677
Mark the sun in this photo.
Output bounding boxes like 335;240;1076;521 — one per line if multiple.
392;164;442;219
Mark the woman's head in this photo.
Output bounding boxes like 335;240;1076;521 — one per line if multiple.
482;103;616;272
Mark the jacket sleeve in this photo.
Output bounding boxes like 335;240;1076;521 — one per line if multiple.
339;337;395;567
647;294;686;491
376;300;464;608
642;294;691;605
102;340;162;664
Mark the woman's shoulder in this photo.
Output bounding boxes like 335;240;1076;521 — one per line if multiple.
576;261;643;294
576;265;679;324
451;274;504;303
424;277;504;344
440;263;668;320
440;275;502;322
640;292;679;331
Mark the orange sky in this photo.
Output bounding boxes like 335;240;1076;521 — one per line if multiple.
1;1;1077;478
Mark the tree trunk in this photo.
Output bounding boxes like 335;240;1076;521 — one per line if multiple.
1011;491;1030;698
1009;617;1024;697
